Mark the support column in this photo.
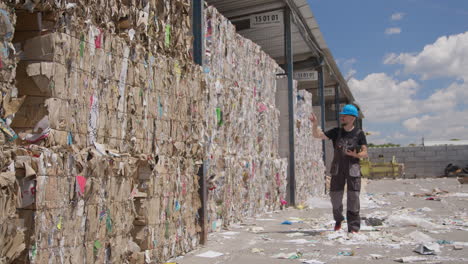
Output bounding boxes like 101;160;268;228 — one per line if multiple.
284;7;295;206
193;0;203;66
335;84;340;127
318;61;326;163
192;0;206;245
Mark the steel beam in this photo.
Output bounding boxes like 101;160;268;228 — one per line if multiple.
192;0;206;245
335;84;340;127
193;0;203;66
284;7;295;206
318;61;326;163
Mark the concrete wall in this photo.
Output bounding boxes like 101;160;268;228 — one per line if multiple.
368;145;468;178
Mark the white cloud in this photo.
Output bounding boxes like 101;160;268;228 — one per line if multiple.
342;58;357;66
340;58;358;80
353;32;468;142
350;76;468;142
384;31;468;80
385;27;401;35
348;73;420;123
391;12;405;21
403;110;468;140
392;132;408;139
345;69;357;80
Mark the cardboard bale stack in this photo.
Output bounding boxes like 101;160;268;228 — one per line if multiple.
0;4;26;263
0;150;25;263
2;0;206;263
203;6;288;229
294;89;326;204
0;0;323;263
0;2;21;145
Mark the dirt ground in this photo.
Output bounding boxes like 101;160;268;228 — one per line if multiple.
169;177;468;264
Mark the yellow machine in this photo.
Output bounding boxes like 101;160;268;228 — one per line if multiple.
360;156;404;179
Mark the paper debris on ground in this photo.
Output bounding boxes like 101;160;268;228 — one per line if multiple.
302;260;326;264
251;248;264;253
395;256;428;263
196;251;224;258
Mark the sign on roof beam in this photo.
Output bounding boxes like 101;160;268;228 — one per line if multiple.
250;10;283;28
293;71;318;81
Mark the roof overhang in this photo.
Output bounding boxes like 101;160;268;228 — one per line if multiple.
205;0;358;108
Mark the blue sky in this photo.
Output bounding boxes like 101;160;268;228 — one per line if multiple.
308;0;468;145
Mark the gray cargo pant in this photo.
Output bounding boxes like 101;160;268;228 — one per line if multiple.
330;163;361;232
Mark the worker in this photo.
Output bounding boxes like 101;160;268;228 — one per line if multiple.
309;104;368;233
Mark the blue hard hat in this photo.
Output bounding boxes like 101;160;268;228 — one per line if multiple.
339;104;359;117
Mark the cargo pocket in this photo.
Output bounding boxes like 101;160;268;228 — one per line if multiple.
330;162;339;176
347;177;361;192
349;163;361;177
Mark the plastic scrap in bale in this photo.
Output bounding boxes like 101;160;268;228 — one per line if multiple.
21;116;50;143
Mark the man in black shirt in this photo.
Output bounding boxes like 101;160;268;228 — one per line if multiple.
310;104;368;233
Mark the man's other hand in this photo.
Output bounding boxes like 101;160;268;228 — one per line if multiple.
309;113;318;125
345;149;358;158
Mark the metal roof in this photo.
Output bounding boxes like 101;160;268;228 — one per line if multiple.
205;0;356;105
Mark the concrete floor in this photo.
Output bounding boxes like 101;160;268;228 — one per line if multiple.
169;178;468;264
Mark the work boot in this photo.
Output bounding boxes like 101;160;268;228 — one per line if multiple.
334;222;342;231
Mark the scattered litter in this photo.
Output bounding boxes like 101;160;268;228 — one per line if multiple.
221;231;239;236
307;197;331;209
360;225;375;231
364;217;384;226
386;215;444;229
447;192;468;198
369;254;383;259
418;207;433;212
413;188;448;197
395;256;428;263
413;243;440;255
272;252;302;259
348;232;368;241
327;232;347;240
281;221;293;225
288;217;305;223
196;251;224;258
425;197;441;201
337;251;354;256
453;245;463;250
284;239;311;244
251;248;264;253
260;235;272;241
256;218;275;221
387;191;406;196
408;231;435;243
302;260;325;264
248;227;264;233
436;240;453;245
286;232;305;237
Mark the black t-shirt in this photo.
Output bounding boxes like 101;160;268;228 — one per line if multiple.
325;127;367;163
